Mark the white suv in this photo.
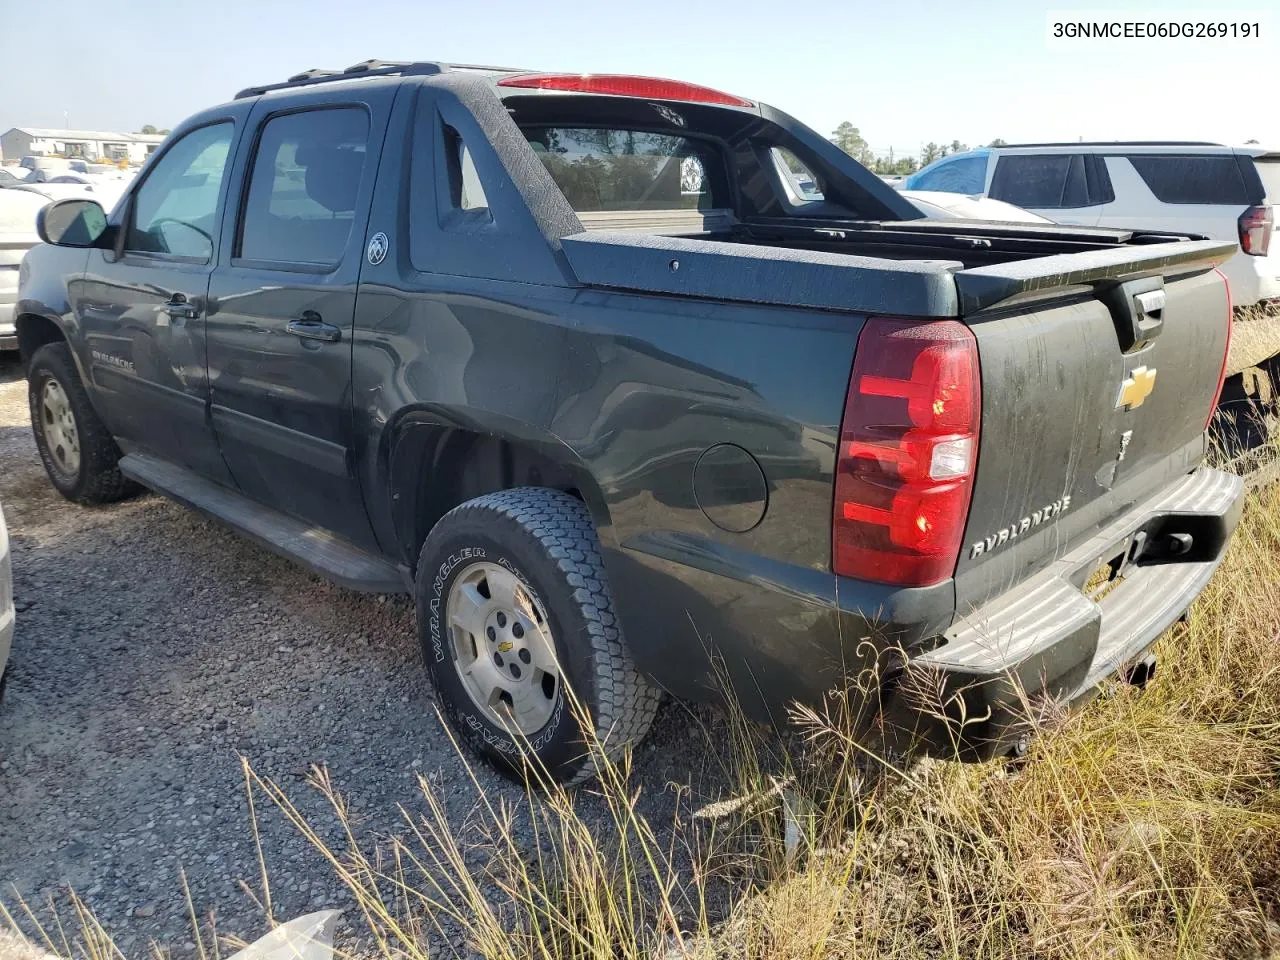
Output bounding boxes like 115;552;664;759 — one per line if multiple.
904;143;1279;306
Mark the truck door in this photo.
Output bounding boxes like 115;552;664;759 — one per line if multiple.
72;116;245;484
205;87;394;549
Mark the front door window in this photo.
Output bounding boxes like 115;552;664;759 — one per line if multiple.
126;123;234;261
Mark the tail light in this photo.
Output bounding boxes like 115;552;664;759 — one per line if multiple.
834;318;980;587
1206;267;1233;430
496;73;754;108
1238;204;1273;256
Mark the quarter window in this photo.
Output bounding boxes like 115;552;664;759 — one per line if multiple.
771;147;824;203
457;142;488;212
126;122;233;260
1127;155;1257;205
239;108;370;265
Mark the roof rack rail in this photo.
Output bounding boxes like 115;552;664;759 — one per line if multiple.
997;140;1224;148
235;59;531;100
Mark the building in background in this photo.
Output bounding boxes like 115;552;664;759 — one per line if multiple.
0;128;165;165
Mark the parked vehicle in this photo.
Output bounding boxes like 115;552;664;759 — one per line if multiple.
0;502;12;700
67;160;119;176
903;142;1279;307
11;173;131;211
0;189;48;351
16;61;1242;782
900;189;1051;223
0;168;28;188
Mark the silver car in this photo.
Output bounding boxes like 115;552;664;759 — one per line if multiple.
0;503;11;693
0;189;49;351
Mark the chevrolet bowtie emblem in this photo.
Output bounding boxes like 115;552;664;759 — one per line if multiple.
1116;366;1157;410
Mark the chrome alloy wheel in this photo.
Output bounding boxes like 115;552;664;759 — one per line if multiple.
446;561;560;734
40;379;81;477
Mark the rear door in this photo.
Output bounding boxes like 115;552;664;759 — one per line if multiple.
988;152;1111;225
205;86;394;549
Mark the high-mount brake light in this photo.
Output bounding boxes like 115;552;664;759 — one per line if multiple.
496;73;755;108
833;318;981;587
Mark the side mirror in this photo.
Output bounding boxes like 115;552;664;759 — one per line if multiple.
37;198;108;248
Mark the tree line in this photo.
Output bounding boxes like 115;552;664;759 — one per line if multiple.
831;122;1006;175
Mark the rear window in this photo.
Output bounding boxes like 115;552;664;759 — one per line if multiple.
990;154;1089;208
1127;155;1255;205
1255;158;1280;204
522;127;723;212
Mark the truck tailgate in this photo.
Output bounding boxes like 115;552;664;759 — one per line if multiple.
952;238;1237;611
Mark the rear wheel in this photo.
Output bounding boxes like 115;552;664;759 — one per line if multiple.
416;487;660;785
27;342;137;504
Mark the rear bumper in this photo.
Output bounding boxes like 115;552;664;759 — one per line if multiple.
1220;250;1280;307
878;467;1243;761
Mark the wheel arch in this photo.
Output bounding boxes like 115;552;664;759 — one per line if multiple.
15;311;70;368
386;409;613;572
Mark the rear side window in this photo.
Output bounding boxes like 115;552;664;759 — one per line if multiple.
990;154;1091;208
912;155;987;194
1127;155;1257;205
239;108;369;265
521;127;724;212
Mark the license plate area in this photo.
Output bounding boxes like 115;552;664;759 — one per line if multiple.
1076;531;1149;603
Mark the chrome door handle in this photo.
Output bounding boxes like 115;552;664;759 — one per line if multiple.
286;313;342;343
164;294;197;320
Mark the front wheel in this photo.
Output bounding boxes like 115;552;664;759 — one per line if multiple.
416;488;661;785
27;342;137;505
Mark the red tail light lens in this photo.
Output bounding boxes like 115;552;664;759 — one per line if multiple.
1207;267;1233;430
496;73;754;108
834;318;980;587
1238;204;1273;256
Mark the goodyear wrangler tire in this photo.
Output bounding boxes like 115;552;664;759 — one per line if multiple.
416;487;661;784
28;342;137;505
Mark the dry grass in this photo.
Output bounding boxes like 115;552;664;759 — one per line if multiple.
1229;301;1280;377
9;481;1280;960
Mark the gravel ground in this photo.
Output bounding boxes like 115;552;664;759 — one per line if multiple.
0;354;707;958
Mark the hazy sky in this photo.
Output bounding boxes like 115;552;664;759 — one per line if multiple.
2;0;1275;157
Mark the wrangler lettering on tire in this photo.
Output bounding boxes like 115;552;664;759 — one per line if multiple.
27;342;138;506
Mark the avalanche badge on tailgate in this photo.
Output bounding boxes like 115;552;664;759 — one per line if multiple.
1116;366;1157;410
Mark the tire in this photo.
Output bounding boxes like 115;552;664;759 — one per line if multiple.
416;487;661;785
27;342;137;505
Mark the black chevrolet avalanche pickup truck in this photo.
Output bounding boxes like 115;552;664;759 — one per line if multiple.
16;60;1243;783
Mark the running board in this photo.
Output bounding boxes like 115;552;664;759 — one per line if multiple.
119;453;408;594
